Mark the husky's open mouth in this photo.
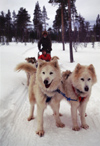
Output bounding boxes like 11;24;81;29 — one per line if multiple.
44;80;52;88
45;83;51;88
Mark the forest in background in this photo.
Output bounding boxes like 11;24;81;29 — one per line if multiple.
0;0;100;45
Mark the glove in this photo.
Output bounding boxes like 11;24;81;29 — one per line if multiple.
39;48;42;52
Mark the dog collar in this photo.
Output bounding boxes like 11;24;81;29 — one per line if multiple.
46;96;52;103
72;85;86;103
76;88;85;94
45;88;58;103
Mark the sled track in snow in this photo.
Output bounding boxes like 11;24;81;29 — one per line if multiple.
22;45;37;55
0;84;28;145
0;85;100;146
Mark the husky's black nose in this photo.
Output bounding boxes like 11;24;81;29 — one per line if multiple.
44;80;49;85
84;86;89;92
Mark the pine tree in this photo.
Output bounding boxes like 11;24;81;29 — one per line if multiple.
5;10;12;44
68;0;73;62
12;10;16;24
42;6;49;30
16;7;30;42
12;10;17;40
49;0;68;51
0;11;6;44
49;0;76;62
33;1;42;38
53;5;68;42
77;14;86;42
95;14;100;41
53;6;61;29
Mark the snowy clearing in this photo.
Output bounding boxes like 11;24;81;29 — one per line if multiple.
0;42;100;146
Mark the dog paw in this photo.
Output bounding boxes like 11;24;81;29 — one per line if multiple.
36;130;45;137
72;126;80;131
81;124;89;129
56;122;65;128
27;116;34;121
53;113;63;116
59;113;63;116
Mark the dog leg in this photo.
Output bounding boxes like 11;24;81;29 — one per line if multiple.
50;101;65;128
80;102;89;129
27;73;30;86
27;102;35;121
36;103;46;137
71;103;80;131
78;107;87;117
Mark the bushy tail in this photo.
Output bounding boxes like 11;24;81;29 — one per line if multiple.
15;62;36;74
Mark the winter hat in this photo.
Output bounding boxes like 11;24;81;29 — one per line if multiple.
42;31;48;35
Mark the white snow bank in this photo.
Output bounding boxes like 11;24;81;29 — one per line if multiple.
0;42;100;146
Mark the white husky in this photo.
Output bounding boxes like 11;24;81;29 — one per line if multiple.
15;59;65;137
62;63;97;131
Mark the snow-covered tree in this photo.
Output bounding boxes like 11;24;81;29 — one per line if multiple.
16;7;30;42
33;1;42;38
42;6;49;30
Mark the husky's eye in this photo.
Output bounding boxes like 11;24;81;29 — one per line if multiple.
50;72;53;75
88;78;91;81
81;78;84;81
42;72;45;74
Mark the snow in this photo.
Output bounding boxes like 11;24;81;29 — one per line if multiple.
0;42;100;146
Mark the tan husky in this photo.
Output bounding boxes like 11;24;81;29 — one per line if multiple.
15;59;65;137
62;63;97;131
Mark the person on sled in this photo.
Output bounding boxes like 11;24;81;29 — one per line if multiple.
38;31;52;54
38;48;51;61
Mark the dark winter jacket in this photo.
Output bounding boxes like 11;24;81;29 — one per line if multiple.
38;36;52;53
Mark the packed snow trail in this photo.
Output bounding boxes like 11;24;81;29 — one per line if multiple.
0;42;100;146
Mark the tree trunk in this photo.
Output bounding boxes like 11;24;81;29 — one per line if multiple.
68;0;74;62
61;2;65;51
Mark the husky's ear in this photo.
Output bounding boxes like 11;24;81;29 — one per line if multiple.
62;70;72;79
74;63;82;73
51;56;59;60
88;64;97;83
51;59;59;68
38;59;46;68
88;64;95;74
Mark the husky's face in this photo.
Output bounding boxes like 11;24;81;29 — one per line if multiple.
78;72;93;92
72;64;97;95
37;59;61;90
40;65;57;88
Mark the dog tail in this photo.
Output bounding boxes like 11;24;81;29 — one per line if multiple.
15;62;36;74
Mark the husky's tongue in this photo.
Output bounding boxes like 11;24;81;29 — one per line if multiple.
44;80;51;88
45;83;51;88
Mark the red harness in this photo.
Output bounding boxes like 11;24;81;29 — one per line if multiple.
72;85;86;103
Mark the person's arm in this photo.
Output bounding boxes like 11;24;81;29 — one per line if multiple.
49;54;51;60
48;37;52;52
49;38;52;49
38;38;42;51
47;54;51;61
38;55;42;59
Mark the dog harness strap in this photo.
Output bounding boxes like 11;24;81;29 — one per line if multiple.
72;85;77;96
46;96;52;103
79;96;86;103
72;85;86;103
56;89;77;101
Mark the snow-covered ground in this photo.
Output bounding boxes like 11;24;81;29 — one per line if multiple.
0;42;100;146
